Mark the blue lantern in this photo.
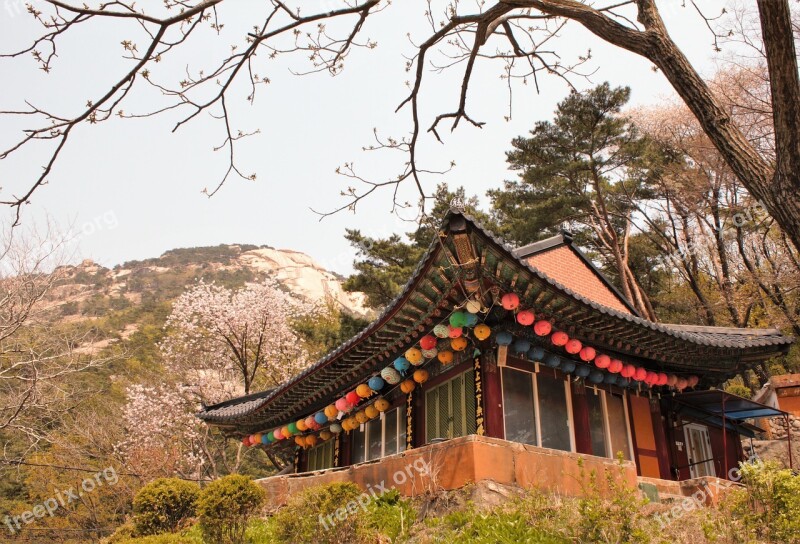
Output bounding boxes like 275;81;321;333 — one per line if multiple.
561;360;576;373
616;378;630;388
589;370;604;384
513;338;531;354
262;434;271;444
528;346;545;361
314;411;328;425
496;331;513;346
575;365;591;378
544;353;561;368
464;313;479;327
393;357;411;372
603;373;618;385
368;376;386;391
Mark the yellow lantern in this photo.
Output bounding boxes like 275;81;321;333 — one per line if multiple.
320;430;332;441
400;379;416;394
413;369;429;384
305;435;318;447
296;419;308;432
438;350;454;365
405;347;423;365
374;398;390;412
324;404;338;420
365;405;379;419
356;383;372;398
355;410;369;424
345;416;358;431
474;323;491;341
451;337;468;351
281;426;292;438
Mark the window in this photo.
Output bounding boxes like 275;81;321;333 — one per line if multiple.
350;404;406;464
585;388;633;460
307;439;335;471
501;367;572;452
425;369;477;442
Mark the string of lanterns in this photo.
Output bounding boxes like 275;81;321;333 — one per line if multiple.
242;290;700;449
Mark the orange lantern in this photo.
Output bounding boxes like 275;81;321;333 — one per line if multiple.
533;320;552;336
438;350;454;365
374;398;390;412
365;405;379;419
355;410;369;424
356;383;372;398
324;404;338;420
305;434;318;448
474;324;491;341
451;337;468;351
501;293;520;310
400;379;416;394
413;369;429;384
296;419;308;432
405;348;423;365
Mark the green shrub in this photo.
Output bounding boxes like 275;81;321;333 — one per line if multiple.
196;474;266;544
364;489;416;542
109;534;202;544
133;478;200;536
271;482;366;544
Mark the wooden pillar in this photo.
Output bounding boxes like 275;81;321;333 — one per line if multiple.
571;380;592;455
481;352;504;439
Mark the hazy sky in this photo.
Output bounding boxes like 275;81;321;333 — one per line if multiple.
0;1;736;275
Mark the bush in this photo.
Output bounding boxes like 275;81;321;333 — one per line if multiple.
196;474;266;544
108;534;201;544
365;489;416;542
133;478;200;536
272;482;368;544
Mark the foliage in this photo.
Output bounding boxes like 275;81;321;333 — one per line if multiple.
132;478;200;536
271;482;366;544
196;474;266;544
364;489;416;542
725;460;800;543
426;503;568;544
104;533;202;544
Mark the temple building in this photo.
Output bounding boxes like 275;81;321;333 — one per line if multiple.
197;211;793;502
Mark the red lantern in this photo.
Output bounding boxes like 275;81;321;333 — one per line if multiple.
676;378;688;391
621;364;636;378
448;326;463;338
551;331;569;346
667;374;678;387
516;310;535;326
594;354;611;369
420;334;437;350
645;371;658;386
609;359;623;374
346;390;360;406
633;367;647;381
533;320;552;336
242;436;251;447
657;373;669;386
687;375;700;388
579;346;596;362
565;339;582;354
501;293;520;310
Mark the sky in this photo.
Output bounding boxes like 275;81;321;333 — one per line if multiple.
0;0;737;275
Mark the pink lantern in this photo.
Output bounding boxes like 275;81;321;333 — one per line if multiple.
533;320;552;336
565;339;582;354
657;373;669;386
687;375;700;388
420;335;437;350
448;325;463;338
676;378;689;391
609;359;623;374
305;416;316;430
667;374;678;387
594;354;611;369
335;397;351;412
501;293;520;310
633;367;647;381
551;331;569;346
621;364;636;378
516;310;535;326
579;346;596;362
273;428;284;440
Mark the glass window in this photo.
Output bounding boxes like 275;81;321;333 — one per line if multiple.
425;369;477;443
586;389;608;457
367;418;383;460
385;407;399;455
308;439;334;471
501;368;537;445
351;424;366;464
537;372;572;452
606;392;631;460
350;404;406;463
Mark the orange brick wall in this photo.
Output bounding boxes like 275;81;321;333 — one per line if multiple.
526;246;632;314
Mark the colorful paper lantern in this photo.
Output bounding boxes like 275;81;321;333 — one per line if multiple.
413;369;429;384
633;367;647;381
687;375;700;388
513;338;532;354
516;310;535;326
242;436;251;447
501;293;520;310
394;357;411;372
433;324;450;338
575;365;591;378
595;354;611;369
355;410;369;424
474;324;491;341
335;397;352;412
296;419;308;432
533;320;552;336
344;417;358;431
295;436;305;447
466;300;482;313
420;334;437;350
621;364;635;378
608;359;623;374
305;416;317;430
645;371;658;386
320;430;332;441
657;373;669;386
561;360;576;373
603;374;618;385
252;434;262;445
315;412;328;425
422;348;438;359
356;383;372;398
528;346;545;361
676;378;688;391
380;367;401;384
551;331;569;346
273;428;284;440
325;404;338;420
400;379;416;394
451;337;468;352
464;313;479;327
281;425;292;438
374;398;390;412
438;350;454;365
579;346;596;362
544;353;561;368
345;390;360;406
589;370;604;383
617;378;631;388
496;331;513;346
667;374;678;387
448;325;463;338
329;423;342;434
450;311;467;328
306;434;318;447
288;422;299;435
405;347;423;365
368;376;385;392
365;405;380;419
565;339;582;354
